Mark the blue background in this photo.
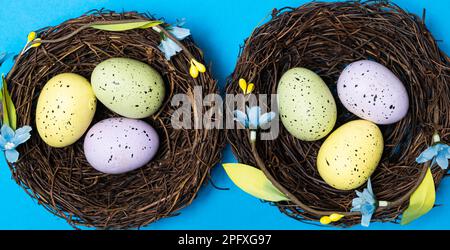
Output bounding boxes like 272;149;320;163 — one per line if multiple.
0;0;449;230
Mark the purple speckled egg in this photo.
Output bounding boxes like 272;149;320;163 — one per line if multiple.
337;60;409;125
83;117;159;174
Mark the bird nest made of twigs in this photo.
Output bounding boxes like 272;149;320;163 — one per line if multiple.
226;1;450;227
5;11;224;229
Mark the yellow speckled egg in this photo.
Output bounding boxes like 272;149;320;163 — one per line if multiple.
277;68;337;141
36;73;96;148
317;120;384;190
91;58;165;119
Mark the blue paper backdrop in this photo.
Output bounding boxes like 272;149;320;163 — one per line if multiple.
0;0;449;230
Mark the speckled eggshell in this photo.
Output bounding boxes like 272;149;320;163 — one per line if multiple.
277;67;337;141
317;120;384;190
36;73;96;148
83;118;159;174
337;60;409;124
91;58;165;119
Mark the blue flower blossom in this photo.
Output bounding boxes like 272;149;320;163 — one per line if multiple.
168;26;190;40
351;178;377;227
234;106;276;130
0;124;32;163
158;38;183;60
416;143;450;170
158;26;191;60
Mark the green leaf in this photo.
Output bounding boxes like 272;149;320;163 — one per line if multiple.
90;20;163;31
401;168;436;225
223;163;289;202
1;76;16;129
1;91;9;127
138;21;164;29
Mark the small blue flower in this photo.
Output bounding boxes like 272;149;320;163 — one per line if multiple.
351;178;377;227
158;38;183;60
0;124;32;163
416;143;450;170
168;26;190;40
158;26;191;60
234;106;276;130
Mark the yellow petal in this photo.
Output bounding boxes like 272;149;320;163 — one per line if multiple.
30;38;42;48
401;168;436;225
330;213;344;222
190;63;199;78
27;31;37;43
223;163;289;202
239;79;247;94
320;216;331;225
192;59;206;73
246;83;255;94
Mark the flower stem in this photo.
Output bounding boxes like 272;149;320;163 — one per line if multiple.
433;132;441;144
250;130;257;143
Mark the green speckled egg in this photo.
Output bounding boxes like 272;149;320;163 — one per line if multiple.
277;68;337;141
91;58;165;118
36;73;97;148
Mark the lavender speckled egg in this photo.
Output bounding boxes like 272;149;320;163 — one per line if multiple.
83;118;159;174
337;60;409;124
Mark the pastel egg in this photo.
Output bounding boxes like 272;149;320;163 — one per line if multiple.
278;67;337;141
91;58;165;119
83;118;159;174
317;120;384;190
337;60;409;124
36;73;96;147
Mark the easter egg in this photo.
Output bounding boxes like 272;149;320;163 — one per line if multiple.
83;118;159;174
36;73;96;147
277;67;337;141
317;120;384;190
91;58;165;119
337;60;409;124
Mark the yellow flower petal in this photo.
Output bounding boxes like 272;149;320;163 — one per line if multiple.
330;213;344;222
30;38;42;48
239;78;247;94
246;83;255;94
27;31;37;43
191;59;205;73
190;62;199;78
320;216;332;225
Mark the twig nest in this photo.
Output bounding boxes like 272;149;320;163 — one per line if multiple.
7;11;224;229
226;1;450;226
